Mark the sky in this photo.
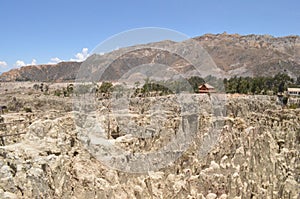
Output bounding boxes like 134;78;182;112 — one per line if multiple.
0;0;299;72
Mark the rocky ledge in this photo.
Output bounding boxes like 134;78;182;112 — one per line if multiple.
0;95;299;198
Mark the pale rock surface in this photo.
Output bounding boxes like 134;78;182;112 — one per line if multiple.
0;94;298;198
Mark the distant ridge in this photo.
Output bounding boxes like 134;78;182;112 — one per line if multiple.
0;62;82;82
1;33;299;82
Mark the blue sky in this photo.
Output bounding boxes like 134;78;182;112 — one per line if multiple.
0;0;299;71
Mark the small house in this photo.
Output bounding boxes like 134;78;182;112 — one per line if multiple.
287;88;300;97
198;83;216;93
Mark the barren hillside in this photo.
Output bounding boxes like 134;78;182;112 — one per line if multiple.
1;33;299;82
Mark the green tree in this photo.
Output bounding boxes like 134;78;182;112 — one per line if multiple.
278;82;285;93
99;82;113;93
188;76;205;93
67;84;74;94
54;89;62;97
33;84;39;90
296;76;300;85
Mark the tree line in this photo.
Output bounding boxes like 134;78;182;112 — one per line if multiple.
224;73;300;95
31;73;300;97
133;73;300;96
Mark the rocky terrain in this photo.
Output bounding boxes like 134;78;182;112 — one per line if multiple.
194;33;300;77
0;83;299;198
1;33;300;82
0;62;81;82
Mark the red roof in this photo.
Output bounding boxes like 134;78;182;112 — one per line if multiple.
199;83;215;89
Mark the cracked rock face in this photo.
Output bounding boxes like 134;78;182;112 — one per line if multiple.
0;94;299;198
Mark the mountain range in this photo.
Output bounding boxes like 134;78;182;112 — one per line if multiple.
1;33;299;82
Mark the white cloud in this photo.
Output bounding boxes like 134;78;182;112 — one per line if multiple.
14;59;38;68
0;61;8;68
70;48;90;62
48;48;89;64
31;59;37;65
11;47;90;68
48;57;62;64
15;60;26;67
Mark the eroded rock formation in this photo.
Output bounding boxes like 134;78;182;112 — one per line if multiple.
0;94;299;198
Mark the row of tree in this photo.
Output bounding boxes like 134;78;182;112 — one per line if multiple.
57;82;114;97
134;73;300;96
133;76;225;95
224;73;300;94
32;73;300;97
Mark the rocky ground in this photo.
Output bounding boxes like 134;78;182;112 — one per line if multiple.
0;84;299;198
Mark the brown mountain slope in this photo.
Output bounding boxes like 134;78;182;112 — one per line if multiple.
0;62;81;82
195;33;300;77
1;33;299;82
